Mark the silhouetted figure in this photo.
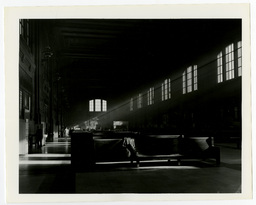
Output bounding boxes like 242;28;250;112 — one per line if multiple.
64;127;69;137
36;128;43;148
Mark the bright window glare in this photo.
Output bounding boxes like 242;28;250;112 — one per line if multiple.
95;99;101;112
89;99;107;112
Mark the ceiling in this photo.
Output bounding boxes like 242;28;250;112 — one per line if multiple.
42;19;241;125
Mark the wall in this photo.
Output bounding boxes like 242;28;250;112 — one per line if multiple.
19;20;36;154
95;37;242;141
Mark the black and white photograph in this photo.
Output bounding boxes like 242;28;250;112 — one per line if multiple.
3;3;253;204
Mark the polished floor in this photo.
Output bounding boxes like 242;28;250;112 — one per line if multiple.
19;137;241;194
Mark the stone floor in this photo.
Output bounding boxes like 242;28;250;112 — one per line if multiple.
19;137;241;194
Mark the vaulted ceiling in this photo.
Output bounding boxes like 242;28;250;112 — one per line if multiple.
41;19;241;125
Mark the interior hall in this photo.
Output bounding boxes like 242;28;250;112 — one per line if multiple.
19;19;242;194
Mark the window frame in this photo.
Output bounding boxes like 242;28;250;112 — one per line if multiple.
130;98;134;111
217;41;242;83
161;78;171;101
89;99;107;112
137;93;142;109
225;43;235;81
217;52;223;83
147;87;155;105
183;65;198;94
237;41;242;77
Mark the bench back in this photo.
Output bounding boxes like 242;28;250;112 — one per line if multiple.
134;134;182;155
179;137;212;155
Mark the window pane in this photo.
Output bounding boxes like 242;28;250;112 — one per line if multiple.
89;100;94;112
225;44;234;81
194;84;198;91
193;65;197;90
238;58;242;67
194;69;197;76
161;83;164;101
182;71;186;94
231;69;234;79
187;66;192;93
188;85;192;93
95;99;101;112
188;79;192;86
237;41;242;77
238;58;242;76
130;98;133;111
152;87;155;104
147;91;149;105
164;80;168;100
102;100;107;112
138;94;142;108
168;79;171;99
147;87;154;105
226;71;229;80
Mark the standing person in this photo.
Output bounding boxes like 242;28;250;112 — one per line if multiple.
36;126;43;148
65;127;69;137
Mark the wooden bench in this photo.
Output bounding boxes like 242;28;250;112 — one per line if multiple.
125;135;220;167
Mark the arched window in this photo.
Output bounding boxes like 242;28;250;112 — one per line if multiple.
89;99;107;112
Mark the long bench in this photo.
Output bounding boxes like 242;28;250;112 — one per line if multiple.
71;131;136;170
71;131;220;170
124;135;220;167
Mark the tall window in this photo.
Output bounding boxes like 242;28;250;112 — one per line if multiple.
183;65;198;94
225;43;235;81
137;93;142;109
237;41;242;77
130;98;134;111
161;78;171;101
89;100;94;112
217;52;223;83
147;87;154;105
187;66;193;92
102;100;107;112
95;99;101;112
182;72;186;94
89;99;107;112
193;65;198;91
217;41;241;83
